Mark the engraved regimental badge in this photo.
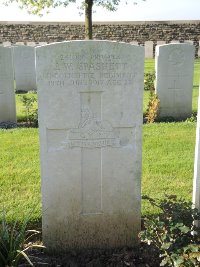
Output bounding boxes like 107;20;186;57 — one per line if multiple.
64;106;120;148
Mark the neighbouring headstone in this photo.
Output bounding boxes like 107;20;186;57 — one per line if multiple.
3;41;11;47
15;42;24;45
130;41;138;46
26;42;36;46
157;41;166;46
13;45;37;91
184;40;194;45
170;40;180;43
0;47;16;123
193;83;200;217
36;41;144;250
155;43;195;119
145;41;153;58
38;42;47;46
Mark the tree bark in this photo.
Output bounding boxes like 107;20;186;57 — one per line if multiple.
85;0;93;39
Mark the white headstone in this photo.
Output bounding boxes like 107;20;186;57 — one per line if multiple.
36;41;144;250
13;45;37;91
155;43;195;119
3;41;11;47
170;40;180;44
145;41;153;58
193;83;200;215
15;42;24;45
184;40;194;45
157;41;166;46
130;41;138;46
0;47;16;123
26;42;36;46
38;42;47;46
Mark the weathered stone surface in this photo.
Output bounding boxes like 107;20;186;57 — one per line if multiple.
36;41;144;250
0;47;16;123
13;45;37;91
155;43;195;119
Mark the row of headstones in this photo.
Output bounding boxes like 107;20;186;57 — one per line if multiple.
1;40;200;58
0;45;37;124
1;41;199;250
0;41;197;96
0;43;195;125
143;40;200;58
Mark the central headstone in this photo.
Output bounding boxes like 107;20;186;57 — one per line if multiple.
36;41;144;250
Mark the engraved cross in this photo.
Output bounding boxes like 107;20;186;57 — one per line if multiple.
168;76;184;107
46;90;135;216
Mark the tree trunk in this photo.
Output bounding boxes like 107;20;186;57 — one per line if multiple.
85;0;93;39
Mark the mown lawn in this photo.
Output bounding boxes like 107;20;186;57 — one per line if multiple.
142;122;196;215
0;121;197;223
0;128;41;224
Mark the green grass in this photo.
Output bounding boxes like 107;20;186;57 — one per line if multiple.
142;122;196;215
0;121;197;222
0;128;41;223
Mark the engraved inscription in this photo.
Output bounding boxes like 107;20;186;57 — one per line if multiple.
39;52;137;87
65;106;120;149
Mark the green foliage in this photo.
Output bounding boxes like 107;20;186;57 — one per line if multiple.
20;95;38;127
4;1;146;39
144;72;155;91
145;72;159;123
0;209;45;267
4;0;145;15
146;90;160;123
185;113;197;123
140;195;200;267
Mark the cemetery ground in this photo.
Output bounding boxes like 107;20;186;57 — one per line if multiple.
0;59;200;266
